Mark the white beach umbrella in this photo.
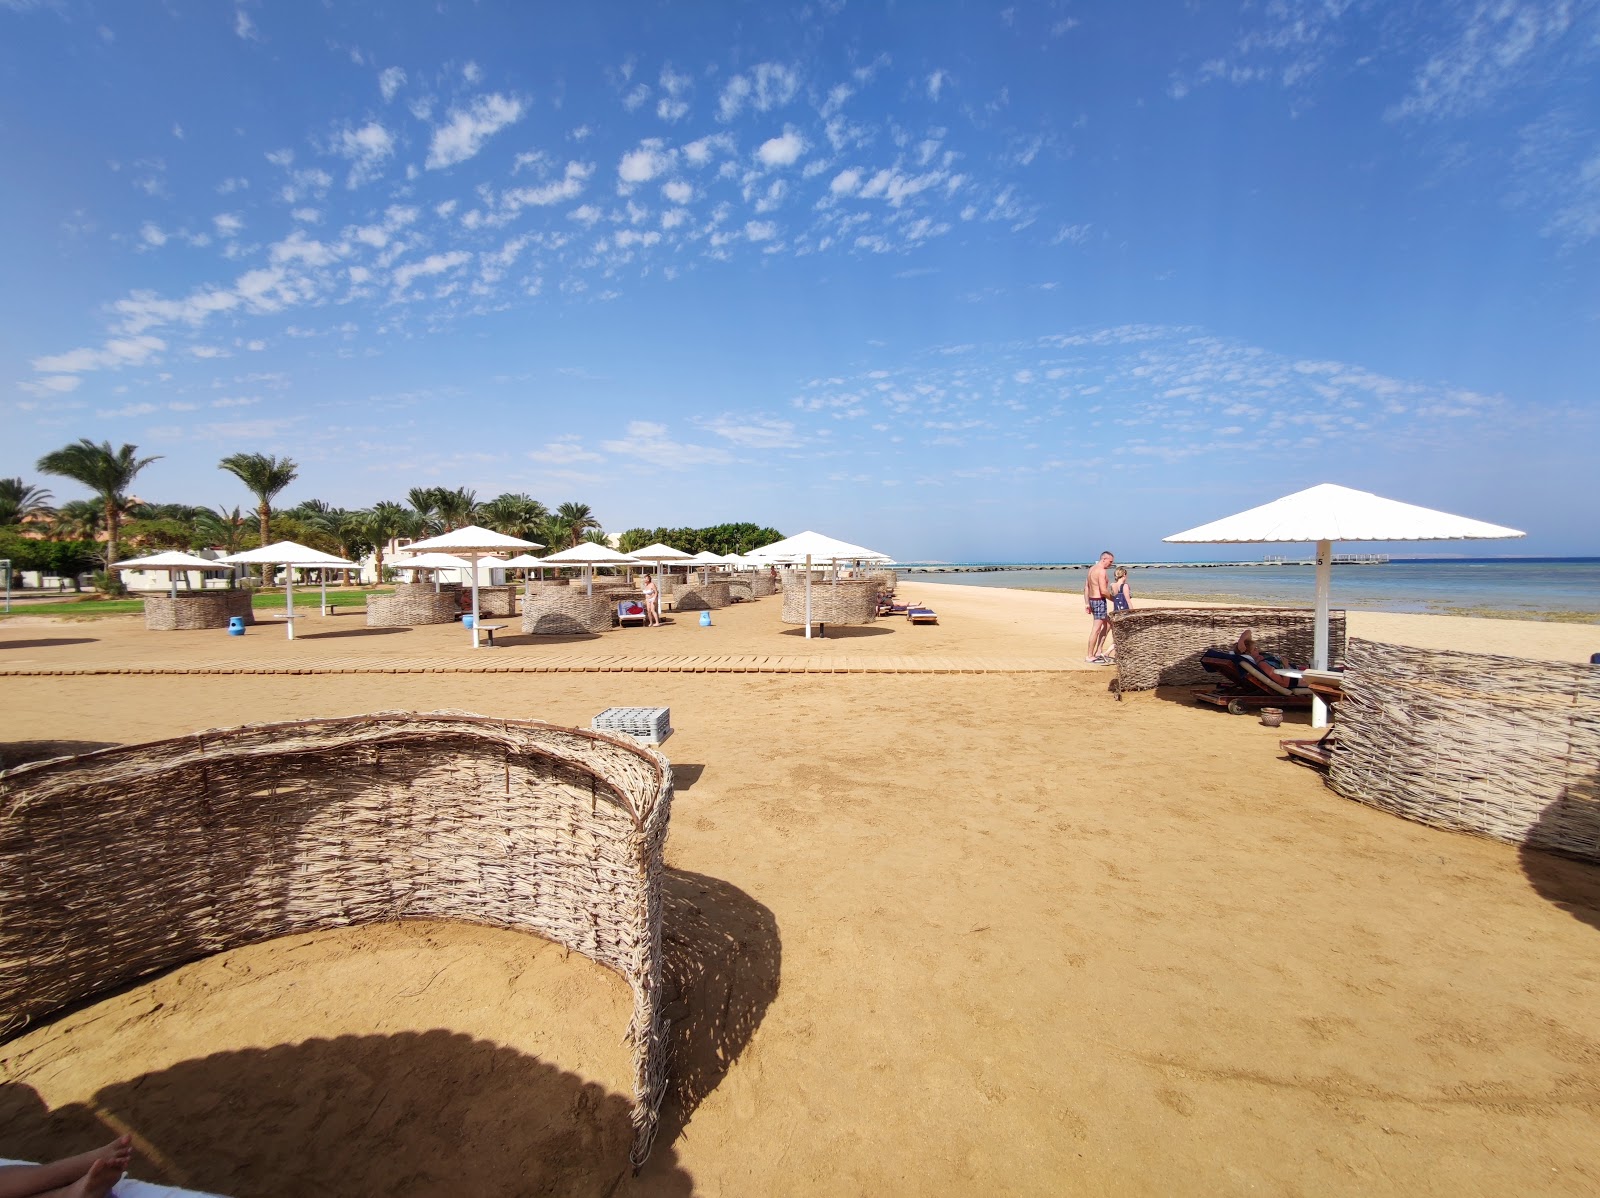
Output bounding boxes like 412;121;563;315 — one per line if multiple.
627;542;693;587
1165;483;1524;725
110;550;233;600
748;530;891;638
217;541;359;638
539;542;641;597
404;525;542;647
390;551;477;593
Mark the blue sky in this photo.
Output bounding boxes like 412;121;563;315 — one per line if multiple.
3;0;1597;561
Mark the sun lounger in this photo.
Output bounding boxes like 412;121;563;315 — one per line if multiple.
906;606;938;624
1196;647;1313;713
0;1162;230;1197
617;599;647;627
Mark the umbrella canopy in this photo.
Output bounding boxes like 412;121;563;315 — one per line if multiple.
540;544;640;566
627;543;692;562
111;550;233;599
390;551;477;571
1165;483;1524;725
216;542;357;640
218;541;355;566
747;530;891;563
1163;483;1525;544
111;551;233;571
402;526;541;649
499;553;546;569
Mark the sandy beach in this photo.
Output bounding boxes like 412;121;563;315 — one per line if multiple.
2;584;1598;1195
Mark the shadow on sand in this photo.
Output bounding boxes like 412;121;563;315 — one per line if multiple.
1520;764;1600;933
296;627;410;640
0;868;780;1195
0;740;121;771
0;638;99;651
778;624;895;640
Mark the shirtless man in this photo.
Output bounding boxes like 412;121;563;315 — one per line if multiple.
1084;550;1115;663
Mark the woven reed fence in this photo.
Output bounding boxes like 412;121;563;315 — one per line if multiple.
142;591;254;631
367;589;460;627
1329;640;1600;861
862;570;897;597
474;585;516;618
1109;606;1347;692
523;590;615;634
672;581;731;611
726;575;774;601
0;712;674;1166
781;578;877;626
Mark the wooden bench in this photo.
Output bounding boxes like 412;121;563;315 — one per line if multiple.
476;622;508;647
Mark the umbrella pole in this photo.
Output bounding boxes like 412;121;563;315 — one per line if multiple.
471;554;481;648
586;565;593;597
169;572;177;600
320;574;328;617
804;553;813;638
1312;538;1332;728
285;571;295;641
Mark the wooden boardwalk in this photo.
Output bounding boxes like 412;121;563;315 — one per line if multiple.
0;651;1091;677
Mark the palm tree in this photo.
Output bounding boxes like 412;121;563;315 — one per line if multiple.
554;501;600;548
434;487;479;531
580;528;612;546
218;453;299;552
195;506;249;556
478;492;550;541
0;478;55;525
36;439;162;574
358;501;417;580
50;499;105;543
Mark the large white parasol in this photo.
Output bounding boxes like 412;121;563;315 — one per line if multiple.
404;526;542;648
390;551;478;593
1165;483;1524;725
111;550;233;599
539;543;641;597
217;541;359;638
625;542;692;588
748;530;891;638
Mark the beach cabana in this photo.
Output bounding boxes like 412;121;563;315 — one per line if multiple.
749;530;892;639
218;542;358;640
403;526;542;648
1164;483;1524;725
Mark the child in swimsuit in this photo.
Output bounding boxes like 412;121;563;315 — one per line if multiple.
1112;566;1132;612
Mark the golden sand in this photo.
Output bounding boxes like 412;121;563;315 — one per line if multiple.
1;586;1597;1195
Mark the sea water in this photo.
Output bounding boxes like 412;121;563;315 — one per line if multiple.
908;558;1600;618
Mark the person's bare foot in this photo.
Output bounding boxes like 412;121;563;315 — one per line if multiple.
61;1156;123;1198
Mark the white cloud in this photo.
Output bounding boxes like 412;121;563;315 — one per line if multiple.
569;204;602;226
718;62;799;121
503;160;595;209
234;7;256;40
213;212;244;237
601;420;732;467
683;133;734;167
462;60;483;85
16;375;81;398
745;220;777;241
391;250;471;291
618;138;675;187
657;65;692;121
661;179;693;204
426;93;526;169
139;222;168;247
927;69;948;100
528;435;603;463
700;414;801;448
378;66;405;101
757;128;806;168
830;167;862;195
33;334;166;374
335;121;395;187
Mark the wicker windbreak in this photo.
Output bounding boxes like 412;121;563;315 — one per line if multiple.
672;581;731;611
1329;640;1600;861
781;579;878;626
726;575;774;601
0;712;674;1167
522;590;614;634
142;591;254;631
1109;606;1347;691
366;589;460;627
473;585;517;617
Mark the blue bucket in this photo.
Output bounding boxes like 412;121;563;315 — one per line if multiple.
698;610;712;627
462;614;475;629
227;616;245;636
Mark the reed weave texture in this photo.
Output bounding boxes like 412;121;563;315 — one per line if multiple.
671;581;731;611
726;575;774;601
781;578;878;626
1110;606;1347;691
0;712;674;1165
473;585;516;618
862;570;898;596
142;591;254;631
522;590;615;634
366;590;460;627
1329;640;1600;861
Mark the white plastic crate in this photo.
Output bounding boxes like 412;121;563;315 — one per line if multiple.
592;706;673;745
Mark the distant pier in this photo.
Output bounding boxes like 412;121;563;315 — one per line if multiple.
902;555;1389;574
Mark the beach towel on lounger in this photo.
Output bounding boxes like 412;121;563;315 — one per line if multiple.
0;1161;231;1198
1236;654;1310;698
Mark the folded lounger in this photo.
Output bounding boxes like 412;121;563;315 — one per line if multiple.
906;606;938;625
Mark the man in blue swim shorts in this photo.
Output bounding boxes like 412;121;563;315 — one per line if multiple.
1085;550;1115;663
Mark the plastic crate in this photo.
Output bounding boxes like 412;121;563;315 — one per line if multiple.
592;706;673;745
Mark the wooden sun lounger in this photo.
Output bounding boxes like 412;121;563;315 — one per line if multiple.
1192;685;1312;715
1280;735;1335;768
906;606;938;625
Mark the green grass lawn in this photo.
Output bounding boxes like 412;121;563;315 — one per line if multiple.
1;589;394;619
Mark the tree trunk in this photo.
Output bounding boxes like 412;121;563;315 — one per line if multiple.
258;502;271;585
103;500;120;593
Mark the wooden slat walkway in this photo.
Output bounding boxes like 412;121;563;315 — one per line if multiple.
0;651;1093;677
